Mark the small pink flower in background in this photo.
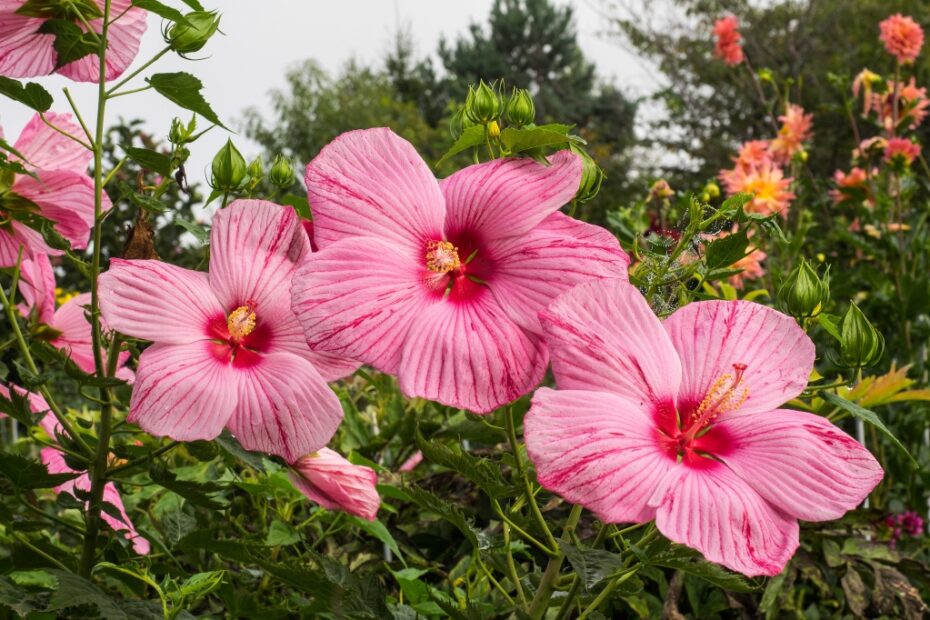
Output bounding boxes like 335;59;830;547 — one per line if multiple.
884;511;925;547
852;69;882;115
17;253;55;324
769;104;813;164
719;159;795;217
293;128;629;414
879;14;924;64
872;78;930;131
713;15;744;66
883;137;921;166
0;384;149;554
853;136;887;160
0;0;146;81
290;448;379;521
398;450;424;472
702;227;766;289
830;167;874;205
0;112;110;266
525;279;882;576
100;200;356;461
718;141;772;193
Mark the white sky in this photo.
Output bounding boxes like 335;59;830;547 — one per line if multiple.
0;0;656;194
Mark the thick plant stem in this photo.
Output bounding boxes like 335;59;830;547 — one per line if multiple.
527;503;583;620
506;407;559;554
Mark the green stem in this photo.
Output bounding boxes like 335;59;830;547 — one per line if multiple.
63;88;94;144
506;407;559;554
491;498;556;557
13;533;68;571
475;554;516;608
108;84;152;99
576;567;641;620
17;493;86;535
554;523;611;620
502;520;528;609
39;113;92;151
105;46;170;97
106;441;179;477
527;503;583;620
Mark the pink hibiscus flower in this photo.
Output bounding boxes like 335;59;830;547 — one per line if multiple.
292;128;629;413
524;279;882;577
0;383;149;554
99;200;357;461
0;112;110;266
0;0;146;81
290;448;380;521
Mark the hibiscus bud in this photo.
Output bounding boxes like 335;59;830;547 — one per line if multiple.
505;88;535;128
838;302;884;368
466;80;501;124
166;11;221;54
210;139;246;191
449;106;471;140
168;116;197;145
247;156;264;180
777;258;830;319
289;448;380;521
574;148;604;203
269;154;296;188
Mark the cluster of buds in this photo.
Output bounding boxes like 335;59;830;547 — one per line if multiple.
164;11;221;55
776;258;830;320
452;82;538;140
884;511;925;548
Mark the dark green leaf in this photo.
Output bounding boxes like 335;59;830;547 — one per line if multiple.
174;217;209;243
130;192;168;214
264;519;300;546
401;485;487;550
38;19;98;68
560;541;626;591
0;76;53;112
280;193;310;219
436;125;486;166
704;228;750;269
178;0;204;9
817;313;842;342
149;461;227;509
415;426;516;497
215;430;266;471
46;570;128;619
347;516;405;565
651;544;755;592
0;387;38;426
0;575;41;616
131;0;190;25
162;508;197;545
147;72;226;129
0;452;79;489
123;146;172;176
500;124;575;153
819;391;917;465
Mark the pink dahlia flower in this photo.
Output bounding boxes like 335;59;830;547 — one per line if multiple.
99;200;357;461
525;279;883;577
293;128;629;413
719;159;795;218
0;112;109;266
830;167;874;205
0;0;146;81
884;137;921;166
713;16;744;66
0;383;149;554
879;14;924;64
769;104;813;164
290;448;380;521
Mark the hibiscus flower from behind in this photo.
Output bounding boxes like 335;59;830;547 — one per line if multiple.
290;448;380;521
524;279;882;577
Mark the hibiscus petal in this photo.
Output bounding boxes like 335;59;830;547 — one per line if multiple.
717;408;883;521
290;448;380;521
13;112;91;173
305;128;445;255
541;278;681;405
58;0;147;82
489;211;629;334
441;150;581;241
50;292;131;376
18;252;55;325
0;222;62;268
649;463;799;577
292;237;434;374
128;341;237;441
228;352;343;462
209;199;310;322
398;294;547;413
0;8;55;78
664;300;814;417
525;388;674;523
273;309;360;382
100;259;225;344
12;169;110;249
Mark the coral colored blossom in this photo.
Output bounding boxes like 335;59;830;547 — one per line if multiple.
289;448;380;521
830;167;873;205
871;78;930;131
0;113;110;266
879;14;924;64
99;200;358;461
0;0;146;81
293;128;629;413
718;141;771;192
713;15;744;66
525;279;883;576
719;160;795;217
769;104;813;164
884;137;921;165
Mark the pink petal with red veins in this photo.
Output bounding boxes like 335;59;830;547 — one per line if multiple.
99;259;225;344
305;128;445;256
488;212;629;334
0;222;62;268
541;278;681;404
12;169;109;249
441;150;581;241
128;341;237;441
0;6;55;77
525;388;674;523
227;352;343;462
664;300;814;417
50;293;131;376
13;112;91;173
209;199;310;322
18;252;55;325
290;448;380;521
57;0;147;82
292;237;435;375
649;462;799;577
717;408;883;521
272;309;359;382
398;294;546;413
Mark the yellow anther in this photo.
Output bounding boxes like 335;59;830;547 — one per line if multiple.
425;240;461;273
691;363;749;428
227;305;257;339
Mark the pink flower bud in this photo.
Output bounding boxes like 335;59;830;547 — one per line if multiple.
290;448;380;521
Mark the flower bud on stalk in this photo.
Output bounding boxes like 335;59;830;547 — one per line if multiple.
838;302;884;368
574;147;604;203
777;258;830;319
505;88;535;128
247;156;264;180
465;80;501;125
166;11;221;54
269;155;296;188
210;139;246;191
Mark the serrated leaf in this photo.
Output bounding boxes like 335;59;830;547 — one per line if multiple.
650;544;755;592
401;485;487;550
131;0;190;24
215;430;266;471
130;192;168;214
162;508;197;545
347;515;405;565
147;72;226;129
0;76;52;112
436;125;486;167
264;519;300;546
0;452;79;489
38;19;98;68
123;146;172;176
819;391;917;465
415;426;516;497
705;229;750;269
46;570;128;619
719;192;752;214
560;541;626;591
179;570;225;601
149;461;227;509
0;575;41;616
500;124;574;153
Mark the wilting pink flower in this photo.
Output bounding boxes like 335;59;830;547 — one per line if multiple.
293;129;629;413
0;0;146;81
0;113;109;266
884;137;921;165
525;279;883;577
830;167;874;205
719;160;795;217
290;448;379;521
852;69;882;115
702;227;766;289
769;104;813;164
713;16;744;66
99;200;357;461
879;14;924;64
0;383;149;554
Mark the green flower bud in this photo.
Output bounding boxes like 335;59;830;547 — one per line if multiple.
168;116;197;145
247;156;264;180
777;259;830;319
449;105;475;141
704;181;721;199
838;302;884;368
505;88;535;128
166;11;221;54
210;139;246;191
574;148;604;203
269;154;296;188
465;80;501;124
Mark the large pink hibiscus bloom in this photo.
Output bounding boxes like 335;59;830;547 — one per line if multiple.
0;112;109;266
524;279;883;577
0;0;146;81
99;200;356;461
293;128;629;413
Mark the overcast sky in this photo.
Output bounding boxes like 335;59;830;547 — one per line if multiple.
1;0;655;192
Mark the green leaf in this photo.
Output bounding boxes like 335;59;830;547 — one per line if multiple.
347;515;405;565
215;430;266;471
131;0;190;24
129;192;168;214
174;217;209;244
264;519;300;546
401;485;487;550
149;461;227;509
560;541;626;591
819;391;917;465
178;570;225;601
162;508;197;545
415;426;516;497
0;452;79;489
817;313;842;341
0;76;53;112
280;193;311;219
651;544;755;592
147;72;226;129
704;228;750;270
123;146;172;176
38;19;98;68
500;124;574;153
0;575;41;616
178;0;204;9
46;570;129;619
719;192;752;215
436;125;486;167
0;387;38;427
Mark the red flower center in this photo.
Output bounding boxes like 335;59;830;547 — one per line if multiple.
422;232;495;303
206;301;273;368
